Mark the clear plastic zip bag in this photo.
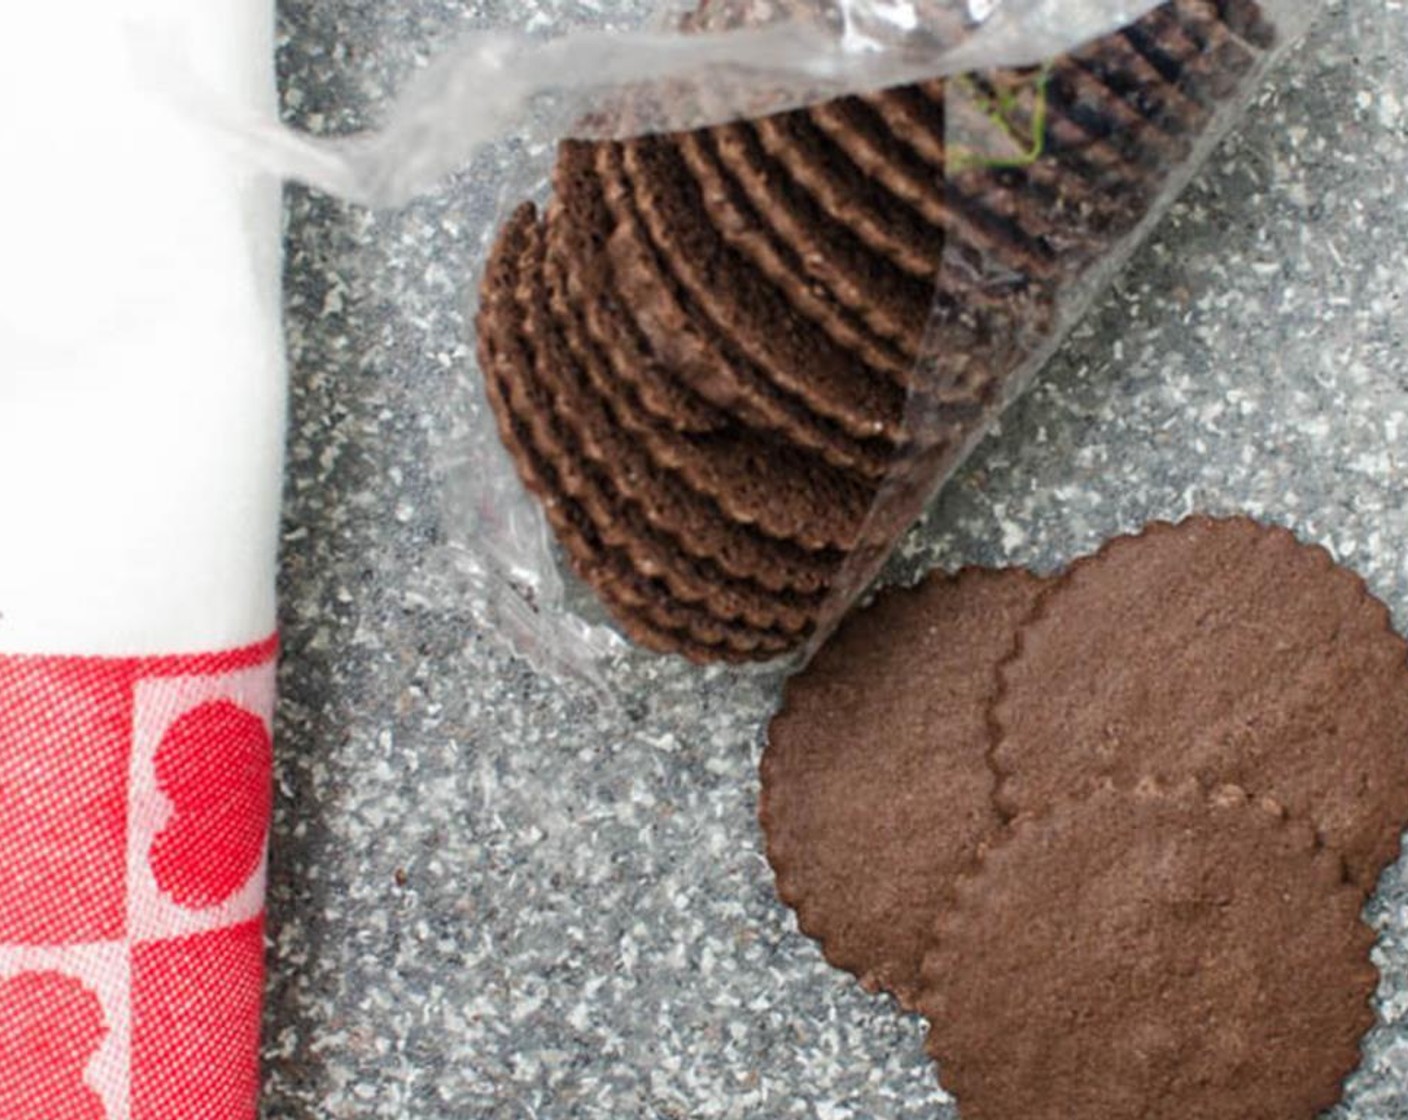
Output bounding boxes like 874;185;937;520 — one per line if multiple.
252;0;1314;684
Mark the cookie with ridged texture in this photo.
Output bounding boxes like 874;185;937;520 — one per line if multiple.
498;214;803;657
1134;0;1259;103
476;211;718;661
515;207;824;638
804;94;1064;284
673;125;916;385
551;142;883;554
752;106;954;285
761;568;1047;1008
543;208;842;597
1067;25;1214;138
896;0;1272;389
1214;0;1278;47
861;83;1115;257
918;781;1377;1120
746;106;1051;409
620;134;912;444
938;68;1155;222
544;220;841;598
795;92;1064;398
546;144;726;437
916;0;1267;245
1038;55;1194;171
476;205;801;662
593;141;900;479
470;0;1278;663
992;516;1408;892
707;119;935;360
705;109;1041;416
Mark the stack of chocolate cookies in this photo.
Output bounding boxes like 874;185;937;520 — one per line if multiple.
763;516;1405;1119
476;0;1275;663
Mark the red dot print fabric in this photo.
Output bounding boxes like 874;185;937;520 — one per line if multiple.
0;637;277;1120
148;701;274;911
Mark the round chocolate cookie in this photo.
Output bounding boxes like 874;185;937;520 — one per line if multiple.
1135;1;1258;102
544;222;842;598
948;69;1156;208
550;142;883;554
594;141;899;479
619;133;911;443
1069;30;1212;138
861;85;1107;256
761;567;1047;1007
805;94;1061;283
477;204;800;662
672;126;916;384
468;0;1278;665
708;119;933;358
919;781;1377;1120
514;208;823;636
992;516;1408;892
871;80;1137;246
753;108;948;283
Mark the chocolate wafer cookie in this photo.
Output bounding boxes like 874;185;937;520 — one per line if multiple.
479;214;754;659
672;127;915;384
472;0;1278;663
742;104;1050;407
1138;0;1259;102
480;206;803;659
1215;0;1278;48
1070;30;1213;137
919;781;1377;1120
595;141;900;478
873;80;1141;245
762;568;1047;1007
862;85;1110;257
1044;56;1195;169
504;268;801;656
620;134;911;443
516;214;824;636
992;516;1408;892
805;94;1063;283
550;144;883;553
753;108;951;283
944;70;1156;215
547;144;727;436
707;120;934;359
544;219;843;597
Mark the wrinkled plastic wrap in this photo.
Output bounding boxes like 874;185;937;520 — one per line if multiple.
261;0;1313;683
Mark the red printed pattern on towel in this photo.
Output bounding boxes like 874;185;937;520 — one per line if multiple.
0;638;277;1120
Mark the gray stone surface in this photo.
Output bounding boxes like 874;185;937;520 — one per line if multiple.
268;2;1408;1117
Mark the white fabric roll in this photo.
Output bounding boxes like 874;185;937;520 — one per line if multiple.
0;0;285;656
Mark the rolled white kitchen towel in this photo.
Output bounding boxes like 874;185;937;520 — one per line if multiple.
0;1;284;1117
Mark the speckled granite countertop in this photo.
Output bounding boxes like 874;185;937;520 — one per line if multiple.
267;3;1408;1117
